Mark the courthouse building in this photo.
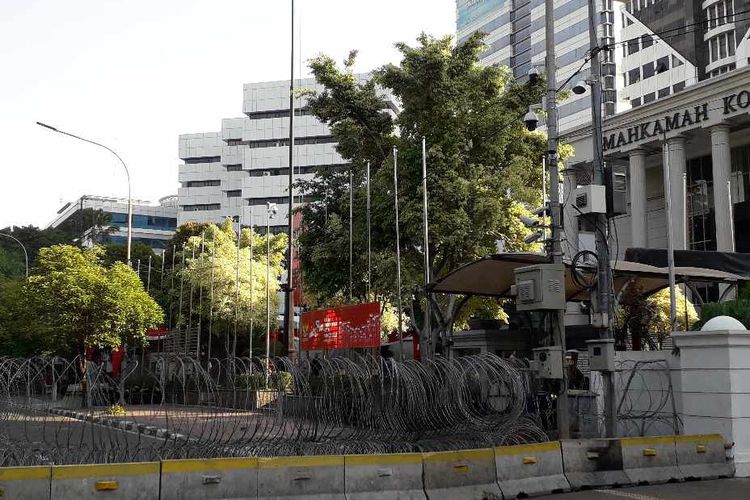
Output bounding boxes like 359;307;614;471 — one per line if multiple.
565;66;750;276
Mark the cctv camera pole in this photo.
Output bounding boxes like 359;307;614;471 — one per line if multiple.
588;0;617;438
545;0;570;440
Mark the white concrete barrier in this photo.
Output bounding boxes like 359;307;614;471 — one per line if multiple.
345;453;425;500
620;436;682;485
160;457;258;500
495;441;570;498
50;462;160;499
561;439;629;490
257;455;345;500
675;434;734;479
422;448;502;500
0;465;51;500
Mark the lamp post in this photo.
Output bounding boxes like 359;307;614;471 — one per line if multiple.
36;122;133;266
0;232;29;277
266;202;278;385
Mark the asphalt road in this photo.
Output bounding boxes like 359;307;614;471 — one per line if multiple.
539;479;750;499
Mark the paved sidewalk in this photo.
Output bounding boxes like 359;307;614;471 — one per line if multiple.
540;478;750;499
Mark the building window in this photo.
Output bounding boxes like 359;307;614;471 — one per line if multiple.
627;38;640;55
628;67;641;84
672;55;684;67
643;92;656;103
631;97;642;107
641;34;653;49
673;81;686;92
184;156;221;164
185;180;220;188
226;190;242;197
226;139;242;146
181;204;221;212
656;56;670;73
642;62;655;79
226;164;242;171
658;87;671;98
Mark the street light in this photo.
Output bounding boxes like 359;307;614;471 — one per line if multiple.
36;121;133;266
0;231;29;277
265;202;278;385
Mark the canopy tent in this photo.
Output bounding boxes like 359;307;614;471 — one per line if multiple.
426;253;749;301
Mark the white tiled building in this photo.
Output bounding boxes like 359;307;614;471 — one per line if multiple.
178;77;370;230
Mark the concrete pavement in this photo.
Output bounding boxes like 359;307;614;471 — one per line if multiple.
539;478;750;499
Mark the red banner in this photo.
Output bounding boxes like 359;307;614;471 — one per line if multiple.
301;302;381;350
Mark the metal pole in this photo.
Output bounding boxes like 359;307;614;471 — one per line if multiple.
266;211;272;385
421;137;432;357
233;215;242;359
0;232;29;277
393;146;404;361
197;233;205;358
366;162;372;299
349;168;354;302
284;0;297;359
36;122;133;265
160;249;166;291
208;234;215;363
542;157;548;241
728;179;736;251
249;207;255;357
546;0;570;439
146;256;152;292
588;0;615;438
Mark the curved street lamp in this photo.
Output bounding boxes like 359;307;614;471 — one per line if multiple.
0;231;29;277
36;122;133;266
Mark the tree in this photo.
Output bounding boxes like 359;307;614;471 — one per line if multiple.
168;220;288;357
694;283;750;330
21;245;163;358
297;33;550;350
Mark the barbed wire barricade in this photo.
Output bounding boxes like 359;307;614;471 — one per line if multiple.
0;353;549;466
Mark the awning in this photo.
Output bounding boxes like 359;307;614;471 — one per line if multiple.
426;253;749;300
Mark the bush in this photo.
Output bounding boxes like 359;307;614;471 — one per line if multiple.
697;299;750;330
104;403;126;417
237;372;266;391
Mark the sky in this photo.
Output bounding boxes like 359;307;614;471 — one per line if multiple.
0;0;456;228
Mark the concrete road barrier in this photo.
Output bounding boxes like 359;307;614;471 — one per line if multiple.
495;441;570;498
422;448;502;500
620;436;682;485
345;453;426;500
257;455;345;500
0;466;51;500
561;439;630;490
161;457;259;500
50;462;160;499
675;434;735;480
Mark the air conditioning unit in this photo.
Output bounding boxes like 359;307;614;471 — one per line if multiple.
574;185;607;215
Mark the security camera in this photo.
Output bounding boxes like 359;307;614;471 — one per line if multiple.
524;110;539;131
520;215;539;227
528;67;540;84
524;231;543;244
572;80;588;95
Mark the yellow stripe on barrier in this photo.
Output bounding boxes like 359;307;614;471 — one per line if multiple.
162;457;258;473
258;455;344;469
674;434;723;444
0;466;50;481
345;453;422;466
422;448;494;463
621;436;676;447
52;462;159;479
95;480;119;491
495;441;560;455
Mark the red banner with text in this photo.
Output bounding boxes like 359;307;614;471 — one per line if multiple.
301;302;381;351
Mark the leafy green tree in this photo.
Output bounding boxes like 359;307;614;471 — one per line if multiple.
695;283;750;330
297;33;549;350
168;220;287;357
21;245;163;358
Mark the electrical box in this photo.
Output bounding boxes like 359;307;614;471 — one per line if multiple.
605;162;628;217
514;264;566;311
573;185;607;215
531;346;564;379
586;339;615;372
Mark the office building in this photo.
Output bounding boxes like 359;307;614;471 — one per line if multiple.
178;77;387;230
47;195;178;254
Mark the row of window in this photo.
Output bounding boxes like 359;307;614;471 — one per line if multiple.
183;156;221;164
243;108;312;121
625;0;661;12
181;204;221;212
109;213;177;229
708;30;736;64
623;55;681;86
243;135;337;149
709;62;737;78
630;81;685;107
185;180;220;188
624;34;654;57
706;0;735;31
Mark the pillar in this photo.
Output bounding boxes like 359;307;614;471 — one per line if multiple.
711;124;735;252
629;148;648;248
663;136;687;250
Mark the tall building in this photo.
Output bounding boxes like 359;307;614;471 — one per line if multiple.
456;0;628;133
47;195;178;254
178;77;386;230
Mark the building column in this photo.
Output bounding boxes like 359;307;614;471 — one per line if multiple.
629;148;648;248
663;136;687;250
711;124;735;252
